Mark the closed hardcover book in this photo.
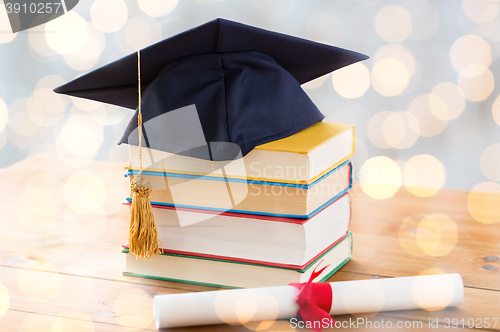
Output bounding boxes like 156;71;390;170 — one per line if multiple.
127;122;355;184
126;160;352;219
122;232;353;288
124;192;351;266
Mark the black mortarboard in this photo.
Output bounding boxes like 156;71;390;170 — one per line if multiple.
54;18;368;160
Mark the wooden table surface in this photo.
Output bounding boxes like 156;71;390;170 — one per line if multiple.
0;154;498;331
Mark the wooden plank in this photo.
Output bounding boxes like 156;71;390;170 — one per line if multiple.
1;265;499;331
1;309;125;332
0;264;159;330
1;154;499;331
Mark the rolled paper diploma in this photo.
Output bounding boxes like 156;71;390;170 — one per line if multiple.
153;273;464;329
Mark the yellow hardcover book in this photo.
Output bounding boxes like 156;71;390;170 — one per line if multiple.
126;122;355;185
255;122;354;154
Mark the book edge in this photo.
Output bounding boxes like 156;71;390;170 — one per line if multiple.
122;232;352;272
254;123;354;154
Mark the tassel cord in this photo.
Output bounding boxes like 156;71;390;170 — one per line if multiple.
128;50;162;259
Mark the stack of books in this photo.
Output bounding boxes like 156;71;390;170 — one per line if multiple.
122;122;355;288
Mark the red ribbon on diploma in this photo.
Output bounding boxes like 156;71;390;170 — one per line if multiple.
289;261;334;331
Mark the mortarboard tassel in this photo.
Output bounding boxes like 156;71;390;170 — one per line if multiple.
129;50;162;259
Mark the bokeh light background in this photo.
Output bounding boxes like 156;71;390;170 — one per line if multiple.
1;0;500;198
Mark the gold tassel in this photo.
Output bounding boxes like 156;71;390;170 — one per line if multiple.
128;49;162;259
129;176;161;259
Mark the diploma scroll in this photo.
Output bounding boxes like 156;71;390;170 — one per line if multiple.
154;273;464;329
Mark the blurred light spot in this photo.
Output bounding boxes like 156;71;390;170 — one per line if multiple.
368;111;392;149
113;32;131;55
243;321;276;331
462;0;500;24
493;95;500;126
64;212;107;241
214;290;278;326
468;182;500;224
52;312;94;332
56;140;96;168
302;74;329;90
64;23;106;71
114;289;153;329
413;272;456;310
371;58;409;96
242;291;278;330
71;97;101;111
426;93;448;121
400;215;458;257
138;0;178;17
0;5;17;43
394;111;420;149
57;113;104;160
6;99;42;150
480;16;500;41
89;104;127;126
342;279;385;315
375;5;412;43
417;214;458;256
359;156;401;200
408;95;448;137
306;11;343;45
400;214;427;256
21;314;55;332
91;0;128;33
253;0;295;22
123;15;162;51
27;144;56;158
25;171;64;190
373;44;415;77
61;124;100;157
382;113;404;148
0;282;8;319
0;98;7;133
403;154;446;197
34;75;68;111
458;65;494;102
388;112;420;149
8;109;40;137
236;291;258;324
46;12;88;54
420;268;447;276
351;137;368;182
403;0;439;40
480;144;500;181
72;0;92;18
6;127;42;150
17;187;58;231
450;35;492;74
29;27;58;56
430;83;466;120
64;170;106;213
18;261;60;302
331;63;370;99
27;96;64;127
215;290;242;325
0;131;6;151
125;0;142;16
